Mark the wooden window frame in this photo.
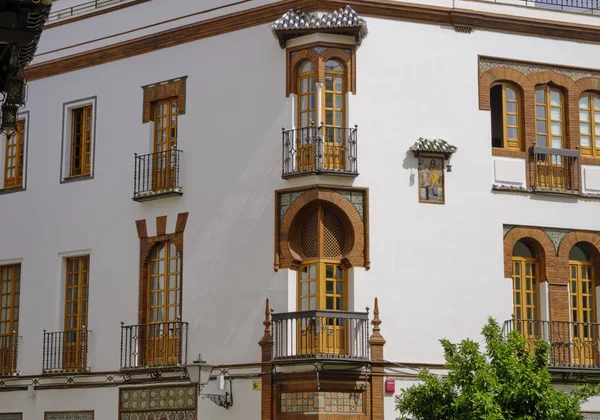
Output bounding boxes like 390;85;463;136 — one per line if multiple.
0;264;20;376
295;203;348;312
511;256;540;323
63;255;89;371
69;105;93;177
60;97;96;183
579;92;600;157
535;85;566;149
2;119;26;190
147;242;181;324
491;83;522;151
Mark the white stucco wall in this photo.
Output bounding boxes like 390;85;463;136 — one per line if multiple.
2;3;600;418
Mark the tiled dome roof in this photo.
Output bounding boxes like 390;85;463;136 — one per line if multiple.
271;6;366;31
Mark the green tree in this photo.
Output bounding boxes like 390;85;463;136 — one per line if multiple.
396;318;599;420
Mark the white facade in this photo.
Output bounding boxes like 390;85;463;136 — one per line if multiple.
1;0;600;418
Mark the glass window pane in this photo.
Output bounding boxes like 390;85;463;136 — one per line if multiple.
301;283;308;295
336;297;344;310
551;107;561;121
309;265;316;278
552;137;562;148
325;60;343;72
299;61;313;73
581;123;591;135
300;78;307;93
301;298;307;311
595;97;600;111
309;281;316;294
595;125;600;136
550;91;561;106
551;122;562;135
326;110;333;125
506;87;516;100
506;102;517;113
535;89;546;104
326;297;334;309
326;265;334;278
325;76;333;91
326;281;334;294
336;282;344;294
309;297;316;310
582;135;591;147
536;121;547;134
325;93;333;108
536;105;546;118
335;94;343;109
536;135;547;146
580;96;590;108
507;128;518;139
507;115;517;126
336;266;343;279
300;96;307;111
308;77;315;91
335;112;342;127
335;77;343;92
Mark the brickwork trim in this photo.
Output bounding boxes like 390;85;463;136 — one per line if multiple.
135;212;189;325
142;77;187;123
275;185;369;271
503;225;600;324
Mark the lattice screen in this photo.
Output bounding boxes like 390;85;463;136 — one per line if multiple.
582;413;600;420
300;209;318;258
323;207;345;258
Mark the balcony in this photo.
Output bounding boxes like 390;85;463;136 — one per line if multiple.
120;321;189;371
531;146;580;195
271;310;370;361
503;319;600;371
47;0;130;23
282;125;358;179
133;149;183;202
0;333;19;377
43;329;91;373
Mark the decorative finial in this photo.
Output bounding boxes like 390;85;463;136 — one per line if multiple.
372;297;381;334
263;298;272;337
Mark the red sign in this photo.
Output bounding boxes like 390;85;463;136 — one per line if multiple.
385;378;395;394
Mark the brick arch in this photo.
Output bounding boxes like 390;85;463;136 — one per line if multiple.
320;47;354;94
479;67;530;110
503;226;555;279
528;70;575;89
558;232;600;262
278;188;366;270
575;77;600;95
289;49;321;96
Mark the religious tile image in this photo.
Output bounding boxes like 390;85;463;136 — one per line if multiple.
419;156;445;204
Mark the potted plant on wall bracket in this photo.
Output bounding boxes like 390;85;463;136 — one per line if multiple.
410;138;457;205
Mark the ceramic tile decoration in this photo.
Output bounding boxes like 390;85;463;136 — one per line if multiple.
280;391;363;413
0;414;22;420
45;412;93;420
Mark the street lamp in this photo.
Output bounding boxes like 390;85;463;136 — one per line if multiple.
185;355;233;410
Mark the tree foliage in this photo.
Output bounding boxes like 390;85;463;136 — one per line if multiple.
395;318;600;420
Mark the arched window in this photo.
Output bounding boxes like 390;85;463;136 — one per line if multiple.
490;84;521;150
512;240;539;330
569;242;596;367
535;85;565;149
579;93;600;157
296;202;348;355
146;242;182;366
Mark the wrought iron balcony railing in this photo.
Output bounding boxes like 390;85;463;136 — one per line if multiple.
271;310;370;361
120;321;189;370
133;149;183;202
43;329;91;373
48;0;129;22
531;146;580;194
0;333;20;377
503;318;600;370
493;0;600;13
282;125;358;179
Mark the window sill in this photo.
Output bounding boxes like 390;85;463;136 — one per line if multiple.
491;148;526;159
492;184;600;199
62;174;93;184
0;186;25;195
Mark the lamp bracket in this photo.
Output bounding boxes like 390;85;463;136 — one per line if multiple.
198;378;234;410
